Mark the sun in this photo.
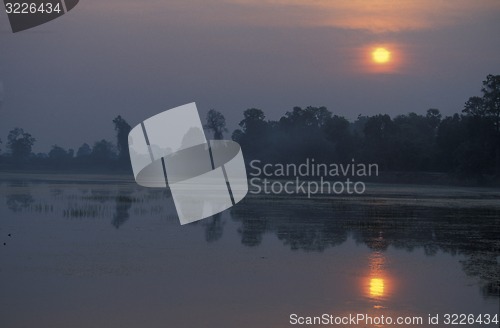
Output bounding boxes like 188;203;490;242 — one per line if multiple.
358;44;401;74
372;47;391;64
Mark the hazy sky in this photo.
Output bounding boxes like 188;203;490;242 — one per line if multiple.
1;0;500;152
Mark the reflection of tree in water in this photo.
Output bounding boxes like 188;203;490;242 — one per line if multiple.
233;206;267;247
112;193;134;229
86;188;113;203
6;193;35;212
230;196;500;298
231;198;347;250
461;253;499;299
5;183;170;219
6;183;53;214
50;188;64;198
203;213;225;243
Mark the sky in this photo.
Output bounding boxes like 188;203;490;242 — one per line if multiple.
1;0;500;152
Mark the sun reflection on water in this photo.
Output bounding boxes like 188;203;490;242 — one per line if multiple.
370;278;385;298
365;251;391;305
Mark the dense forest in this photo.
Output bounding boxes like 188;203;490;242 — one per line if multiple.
1;74;499;181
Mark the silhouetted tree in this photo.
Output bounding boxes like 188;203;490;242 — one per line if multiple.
91;139;116;166
277;106;333;162
231;129;244;143
233;108;269;161
460;74;500;177
481;74;500;130
76;143;92;157
48;145;74;167
463;96;486;117
362;114;399;170
7;128;35;164
238;108;266;132
481;74;500;176
436;114;466;171
280;106;331;129
324;115;353;161
393;112;439;170
204;109;227;140
426;108;442;130
112;115;131;165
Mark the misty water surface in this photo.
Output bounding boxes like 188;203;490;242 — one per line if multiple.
0;173;499;328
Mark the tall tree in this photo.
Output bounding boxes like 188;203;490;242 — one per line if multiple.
426;108;442;131
481;75;500;176
462;74;500;176
112;116;131;165
204;109;227;140
7;128;36;164
481;74;500;131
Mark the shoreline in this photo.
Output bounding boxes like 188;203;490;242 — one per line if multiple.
1;170;499;188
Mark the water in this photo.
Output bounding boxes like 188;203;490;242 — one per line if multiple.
0;173;499;328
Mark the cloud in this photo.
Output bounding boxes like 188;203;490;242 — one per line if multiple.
86;0;500;33
228;0;500;32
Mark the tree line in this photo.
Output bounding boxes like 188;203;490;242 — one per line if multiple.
0;74;499;180
233;74;500;180
0;116;132;171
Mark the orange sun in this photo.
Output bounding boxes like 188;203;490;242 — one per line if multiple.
372;47;391;64
356;44;402;74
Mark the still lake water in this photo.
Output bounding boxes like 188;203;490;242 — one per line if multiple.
0;173;499;328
